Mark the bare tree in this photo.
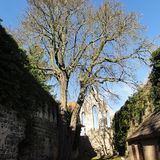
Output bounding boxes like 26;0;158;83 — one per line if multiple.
15;0;152;159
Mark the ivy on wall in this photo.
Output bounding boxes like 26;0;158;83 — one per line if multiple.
112;83;152;156
0;25;58;118
112;48;160;156
150;48;160;112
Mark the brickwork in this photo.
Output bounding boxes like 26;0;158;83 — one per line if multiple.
0;104;59;160
0;25;59;160
18;117;58;160
0;105;25;160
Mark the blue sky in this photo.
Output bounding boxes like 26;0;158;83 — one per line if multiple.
1;0;160;37
0;0;27;28
0;0;160;111
93;0;160;39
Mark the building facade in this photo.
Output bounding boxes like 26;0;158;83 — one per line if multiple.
127;111;160;160
79;90;114;156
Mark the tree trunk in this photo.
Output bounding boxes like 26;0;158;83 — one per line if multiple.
68;86;87;159
58;72;70;160
60;72;68;111
58;78;87;160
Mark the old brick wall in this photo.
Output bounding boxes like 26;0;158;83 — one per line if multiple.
0;105;25;160
0;25;59;160
0;104;59;160
18;106;59;160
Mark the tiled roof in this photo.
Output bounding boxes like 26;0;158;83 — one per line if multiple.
128;111;160;142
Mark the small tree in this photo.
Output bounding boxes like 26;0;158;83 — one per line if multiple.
15;0;151;159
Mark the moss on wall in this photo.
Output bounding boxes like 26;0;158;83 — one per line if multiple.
150;48;160;112
0;25;59;160
0;24;58;118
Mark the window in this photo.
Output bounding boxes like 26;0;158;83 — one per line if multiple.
81;112;86;136
106;112;110;128
81;112;85;125
92;105;99;129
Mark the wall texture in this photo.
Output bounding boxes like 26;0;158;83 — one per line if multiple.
0;105;59;160
0;25;59;160
0;105;25;160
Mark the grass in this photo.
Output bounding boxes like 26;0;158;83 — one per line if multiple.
91;156;122;160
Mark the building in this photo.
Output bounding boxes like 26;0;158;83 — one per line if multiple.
79;89;114;156
127;111;160;160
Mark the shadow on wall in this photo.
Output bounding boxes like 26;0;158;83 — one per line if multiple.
90;128;114;156
0;25;59;160
78;135;97;160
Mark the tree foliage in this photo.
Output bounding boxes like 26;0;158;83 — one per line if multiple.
27;44;52;91
15;0;151;108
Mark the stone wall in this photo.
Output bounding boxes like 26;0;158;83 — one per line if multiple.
0;105;25;160
0;25;59;160
86;129;113;156
18;115;58;160
0;104;59;160
79;90;114;156
80;91;114;134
